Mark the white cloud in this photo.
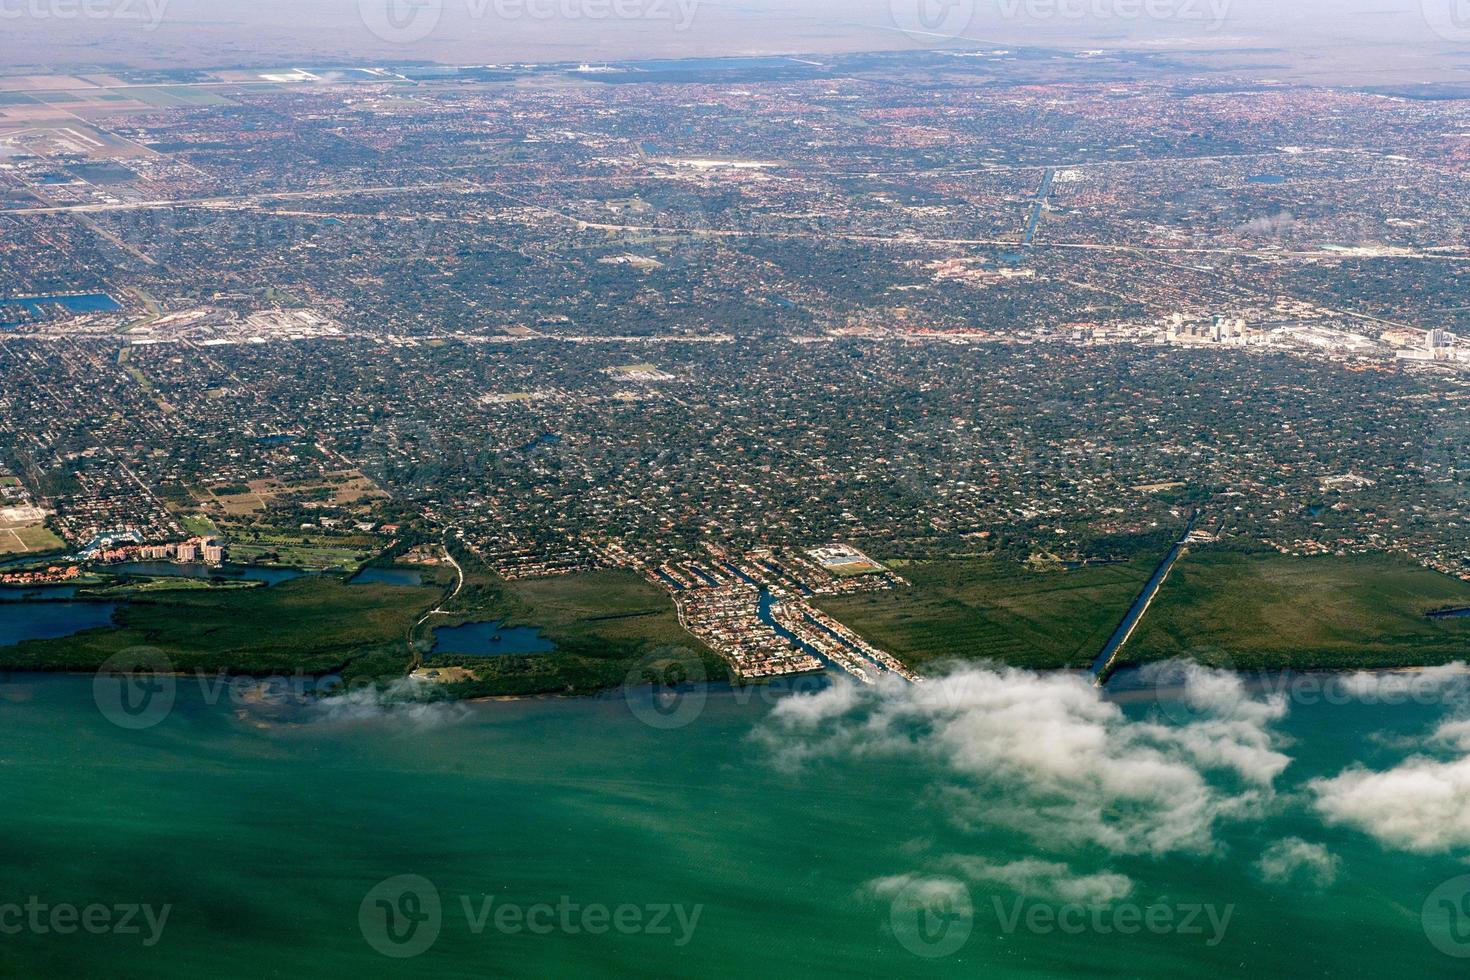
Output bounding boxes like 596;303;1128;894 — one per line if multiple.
1338;663;1470;704
947;857;1134;905
1236;211;1297;238
1435;718;1470;752
1311;720;1470;853
1254;838;1340;888
866;873;967;905
308;678;470;728
761;662;1291;857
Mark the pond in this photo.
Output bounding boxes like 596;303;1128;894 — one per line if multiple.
0;600;117;646
0;585;78;602
104;562;308;585
1;293;124;328
349;567;423;586
1;293;122;315
431;619;554;657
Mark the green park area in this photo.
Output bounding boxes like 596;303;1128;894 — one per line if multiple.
816;557;1154;670
1125;550;1470;670
0;577;438;682
0;545;715;697
227;532;381;571
8;543;1466;698
421;563;723;698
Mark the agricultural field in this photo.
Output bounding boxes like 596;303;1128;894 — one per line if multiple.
1126;551;1470;670
111;86;236;107
815;557;1154;670
0;505;64;556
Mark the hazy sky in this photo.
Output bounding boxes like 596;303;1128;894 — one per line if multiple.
1;0;1465;82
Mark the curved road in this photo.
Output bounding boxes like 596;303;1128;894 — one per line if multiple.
406;539;465;665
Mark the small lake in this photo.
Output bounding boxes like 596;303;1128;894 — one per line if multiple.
0;293;122;326
1247;174;1288;184
432;620;554;657
105;562;308;585
0;585;79;602
0;601;117;646
349;567;423;586
1428;606;1470;619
